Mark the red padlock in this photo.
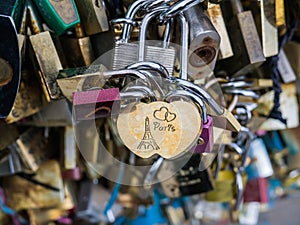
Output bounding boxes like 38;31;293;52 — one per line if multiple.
243;177;268;203
73;88;120;121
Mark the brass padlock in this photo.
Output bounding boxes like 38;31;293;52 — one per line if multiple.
216;0;265;77
276;0;286;35
0;121;18;151
27;182;75;224
56;64;107;101
6;66;48;124
12;128;54;173
260;0;278;57
205;170;236;202
28;0;64;101
2;160;64;211
60;24;95;67
207;2;233;60
22;99;72;127
29;31;63;101
74;0;109;35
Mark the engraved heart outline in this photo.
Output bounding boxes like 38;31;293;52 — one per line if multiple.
166;111;176;122
153;106;176;122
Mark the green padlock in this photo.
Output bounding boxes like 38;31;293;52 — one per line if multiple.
32;0;80;35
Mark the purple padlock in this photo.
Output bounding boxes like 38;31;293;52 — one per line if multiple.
193;115;214;153
73;88;120;121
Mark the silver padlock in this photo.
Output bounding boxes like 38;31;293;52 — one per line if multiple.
113;4;176;76
183;3;221;79
111;0;153;70
138;11;176;76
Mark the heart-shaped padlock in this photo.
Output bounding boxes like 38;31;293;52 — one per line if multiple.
117;101;202;159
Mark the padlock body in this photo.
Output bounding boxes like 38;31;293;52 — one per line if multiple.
32;0;80;35
73;88;121;121
112;42;175;75
243;178;269;203
29;31;63;100
193;115;214;153
161;155;214;197
205;170;235;202
74;0;109;35
184;4;220;78
0;16;21;118
60;36;95;67
217;11;265;76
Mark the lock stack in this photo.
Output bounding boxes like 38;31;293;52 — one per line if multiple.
1;0;300;225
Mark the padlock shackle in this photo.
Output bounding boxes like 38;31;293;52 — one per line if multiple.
234;170;244;210
143;156;164;188
170;78;224;115
111;18;138;27
123;85;157;98
159;0;204;20
145;0;176;11
123;86;157;102
138;5;170;61
163;18;174;49
164;89;208;124
234;104;253;125
104;69;150;84
239;126;255;171
223;89;260;99
138;70;166;98
227;142;243;155
120;91;156;102
127;61;169;78
177;13;189;80
121;0;155;42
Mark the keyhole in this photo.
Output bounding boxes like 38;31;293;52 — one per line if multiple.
189;46;216;67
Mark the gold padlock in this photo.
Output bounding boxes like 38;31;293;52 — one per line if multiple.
60;24;95;67
3;160;64;211
28;0;64;101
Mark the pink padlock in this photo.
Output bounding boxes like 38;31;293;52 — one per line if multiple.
73;88;120;121
62;167;81;181
193;115;214;153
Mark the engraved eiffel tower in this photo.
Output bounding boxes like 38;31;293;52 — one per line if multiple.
137;116;160;150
